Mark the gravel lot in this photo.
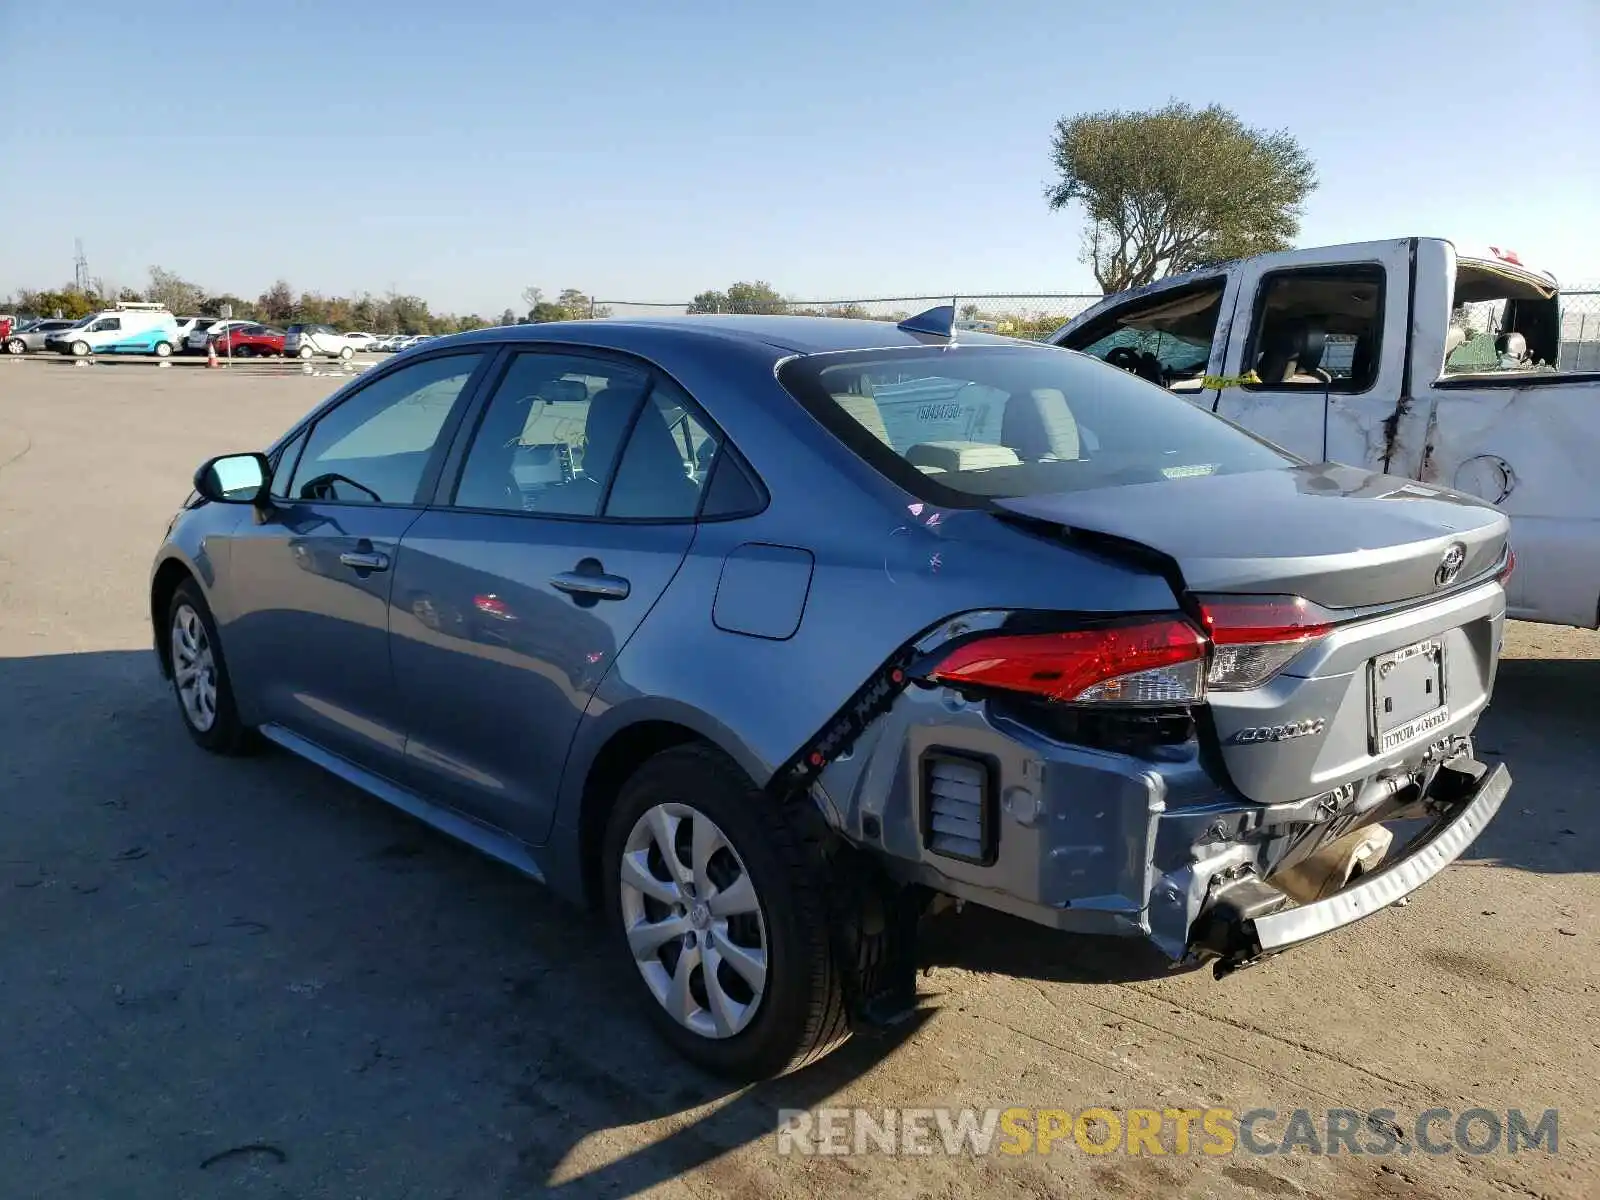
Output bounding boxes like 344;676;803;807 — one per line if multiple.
2;357;1596;1199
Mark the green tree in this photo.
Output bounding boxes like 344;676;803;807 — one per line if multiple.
497;308;518;327
200;294;259;320
146;266;206;315
14;287;99;319
259;279;296;323
688;280;786;314
1046;100;1317;293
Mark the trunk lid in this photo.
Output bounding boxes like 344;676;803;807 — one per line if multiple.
993;463;1507;610
995;463;1510;805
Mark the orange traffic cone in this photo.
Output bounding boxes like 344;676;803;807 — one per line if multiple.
206;342;219;368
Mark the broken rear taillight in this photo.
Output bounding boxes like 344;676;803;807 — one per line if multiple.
926;617;1207;705
1199;595;1335;690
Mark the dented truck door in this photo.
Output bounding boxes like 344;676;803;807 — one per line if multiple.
1213;239;1418;474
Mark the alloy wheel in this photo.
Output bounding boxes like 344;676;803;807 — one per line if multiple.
618;802;769;1039
171;603;218;732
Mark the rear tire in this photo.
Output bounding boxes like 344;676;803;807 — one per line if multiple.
298;345;314;360
166;581;253;755
154;341;172;358
235;345;254;358
338;345;354;360
601;744;849;1080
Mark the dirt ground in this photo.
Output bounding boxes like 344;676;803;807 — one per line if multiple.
2;357;1595;1199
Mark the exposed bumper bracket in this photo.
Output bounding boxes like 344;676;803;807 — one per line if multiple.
1203;759;1510;976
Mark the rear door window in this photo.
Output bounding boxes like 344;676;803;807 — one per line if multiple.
451;352;651;516
1244;264;1385;392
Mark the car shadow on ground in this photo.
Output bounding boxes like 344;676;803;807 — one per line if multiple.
1465;655;1600;874
0;647;1593;1196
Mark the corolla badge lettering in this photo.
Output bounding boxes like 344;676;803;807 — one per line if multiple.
1230;718;1326;745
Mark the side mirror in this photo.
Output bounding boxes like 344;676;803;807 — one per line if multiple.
194;452;271;505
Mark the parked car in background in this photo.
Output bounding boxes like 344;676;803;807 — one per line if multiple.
173;317;213;348
0;314;13;342
5;318;79;355
212;324;286;357
151;310;1512;1080
47;305;181;357
285;323;356;360
342;331;378;352
374;334;409;351
187;318;253;354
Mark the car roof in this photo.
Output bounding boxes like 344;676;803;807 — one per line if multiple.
442;313;1021;357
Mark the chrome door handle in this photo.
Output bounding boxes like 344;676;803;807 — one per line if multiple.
549;570;630;601
339;550;390;572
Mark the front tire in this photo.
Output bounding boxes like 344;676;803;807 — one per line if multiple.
602;745;849;1080
5;338;24;355
338;345;354;360
235;345;254;358
71;340;90;357
166;581;252;754
297;345;314;360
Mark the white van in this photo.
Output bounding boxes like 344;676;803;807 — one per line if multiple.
47;303;182;358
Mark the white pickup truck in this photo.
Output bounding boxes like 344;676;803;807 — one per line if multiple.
1050;237;1600;629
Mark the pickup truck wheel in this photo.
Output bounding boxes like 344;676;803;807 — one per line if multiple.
602;745;849;1079
166;581;253;755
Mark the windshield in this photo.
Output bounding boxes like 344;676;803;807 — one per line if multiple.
779;344;1294;505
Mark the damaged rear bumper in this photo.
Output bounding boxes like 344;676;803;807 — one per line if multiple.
1195;759;1509;974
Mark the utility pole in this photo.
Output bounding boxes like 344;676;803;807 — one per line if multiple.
73;239;90;293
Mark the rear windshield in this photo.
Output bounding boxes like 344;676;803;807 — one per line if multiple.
779;344;1293;505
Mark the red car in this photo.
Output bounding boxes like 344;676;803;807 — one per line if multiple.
211;324;285;357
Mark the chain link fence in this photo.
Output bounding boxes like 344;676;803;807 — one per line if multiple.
593;295;1102;340
594;291;1600;369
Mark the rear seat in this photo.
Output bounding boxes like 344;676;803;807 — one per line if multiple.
831;393;891;445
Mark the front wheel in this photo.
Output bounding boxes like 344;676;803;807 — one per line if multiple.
602;745;849;1080
71;340;90;357
5;338;24;355
298;345;314;359
166;581;252;754
154;341;173;358
338;345;354;360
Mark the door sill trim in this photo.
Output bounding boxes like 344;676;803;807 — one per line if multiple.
257;723;546;882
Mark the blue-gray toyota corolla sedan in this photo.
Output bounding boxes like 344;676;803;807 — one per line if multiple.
150;311;1513;1079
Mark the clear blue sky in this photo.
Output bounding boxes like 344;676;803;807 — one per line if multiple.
2;0;1596;313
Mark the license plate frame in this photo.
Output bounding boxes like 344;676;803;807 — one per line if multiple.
1369;638;1450;754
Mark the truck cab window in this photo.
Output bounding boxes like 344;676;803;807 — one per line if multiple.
1246;265;1384;392
1068;280;1224;393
